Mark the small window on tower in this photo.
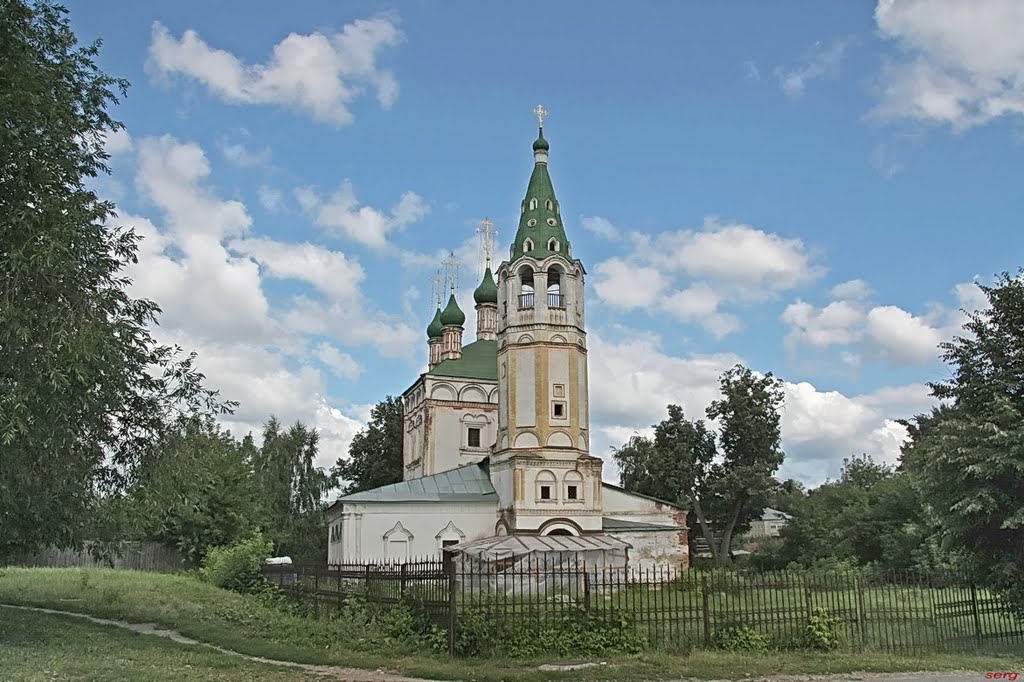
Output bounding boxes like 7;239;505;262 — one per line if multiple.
540;485;552;500
553;384;565;398
467;427;481;448
552;402;566;419
567;485;578;500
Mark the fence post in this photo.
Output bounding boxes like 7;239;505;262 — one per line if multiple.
970;583;983;647
856;574;868;650
701;575;711;648
583;570;591;612
400;563;407;599
447;560;458;656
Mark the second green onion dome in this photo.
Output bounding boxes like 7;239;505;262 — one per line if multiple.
426;307;443;339
439;292;466;327
473;267;498;305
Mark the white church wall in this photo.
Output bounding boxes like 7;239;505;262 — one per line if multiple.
602;485;687;526
328;501;498;563
617;530;689;572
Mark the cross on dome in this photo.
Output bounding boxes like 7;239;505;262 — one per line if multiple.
442;250;462;292
533;104;548;127
476;218;497;267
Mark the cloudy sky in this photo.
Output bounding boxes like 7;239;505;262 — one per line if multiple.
71;0;1023;485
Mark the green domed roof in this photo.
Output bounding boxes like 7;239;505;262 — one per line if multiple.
439;292;465;327
426;307;443;340
473;267;498;304
532;129;549;151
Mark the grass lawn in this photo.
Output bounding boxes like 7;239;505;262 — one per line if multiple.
0;567;1021;681
0;607;326;681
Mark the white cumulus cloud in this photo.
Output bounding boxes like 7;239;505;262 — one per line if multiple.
147;16;403;126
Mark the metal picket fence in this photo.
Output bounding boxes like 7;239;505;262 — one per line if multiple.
262;559;1024;657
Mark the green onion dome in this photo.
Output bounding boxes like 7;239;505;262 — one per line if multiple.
473;267;498;305
532;129;549;151
426;307;443;339
439;292;465;327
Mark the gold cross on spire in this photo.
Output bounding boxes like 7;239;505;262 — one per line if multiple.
429;269;444;307
533;103;548;127
476;217;497;267
442;250;462;293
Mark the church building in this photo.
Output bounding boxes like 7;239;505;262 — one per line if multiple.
326;111;689;571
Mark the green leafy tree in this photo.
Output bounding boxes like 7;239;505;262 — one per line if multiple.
902;273;1024;614
779;454;928;571
130;417;264;563
704;365;786;560
255;418;333;560
0;0;228;559
333;395;403;494
614;364;785;562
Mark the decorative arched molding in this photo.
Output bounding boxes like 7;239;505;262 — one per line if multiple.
546;431;573;448
430;383;457;400
383;522;413;541
460;412;490;424
523;238;534;252
563;469;585;502
435;521;466;548
459;385;487;402
488;387;499;403
517;333;534;344
513;431;539;448
550;334;568;344
500;434;509;449
578;432;588;451
495;520;510;536
538;518;583;536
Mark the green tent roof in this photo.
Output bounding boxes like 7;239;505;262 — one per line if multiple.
427;339;497;381
510;127;572;261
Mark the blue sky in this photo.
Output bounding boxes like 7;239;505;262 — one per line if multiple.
69;1;1024;484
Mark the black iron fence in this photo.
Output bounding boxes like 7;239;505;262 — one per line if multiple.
262;559;1024;657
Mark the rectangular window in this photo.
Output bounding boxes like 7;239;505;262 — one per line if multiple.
540;485;552;500
567;485;578;500
553;384;565;398
552;402;566;419
442;539;459;548
467;427;481;448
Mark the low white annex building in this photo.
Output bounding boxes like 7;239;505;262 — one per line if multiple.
327;112;689;571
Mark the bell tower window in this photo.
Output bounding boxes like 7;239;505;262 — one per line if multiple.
547;266;564;307
547;238;559;252
518;266;534;308
523;238;534;252
529;198;538;210
545;199;553;210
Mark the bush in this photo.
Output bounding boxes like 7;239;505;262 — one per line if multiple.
201;530;274;594
711;624;770;652
802;608;843;651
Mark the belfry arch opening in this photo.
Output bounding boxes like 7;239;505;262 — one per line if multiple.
518;265;535;309
547;266;564;307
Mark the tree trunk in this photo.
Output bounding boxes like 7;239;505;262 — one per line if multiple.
690;495;719;562
717;496;746;564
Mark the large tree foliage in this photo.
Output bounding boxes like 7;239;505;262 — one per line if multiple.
0;0;226;558
902;273;1024;614
129;418;264;563
777;454;930;572
256;418;333;560
614;364;785;562
333;395;403;495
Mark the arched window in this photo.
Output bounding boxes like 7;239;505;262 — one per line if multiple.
529;198;538;210
523;238;534;252
547;238;559;252
547;266;564;307
518;266;534;309
536;470;557;502
564;470;584;502
545;199;553;210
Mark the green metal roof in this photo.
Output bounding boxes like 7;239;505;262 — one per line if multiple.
427;339;497;381
602;517;681;532
335;462;495;504
473;267;498;304
439;292;466;327
510;127;572;261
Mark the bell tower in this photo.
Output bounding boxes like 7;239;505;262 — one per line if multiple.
491;106;602;537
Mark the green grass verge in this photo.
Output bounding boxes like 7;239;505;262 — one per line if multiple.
0;607;325;681
0;567;1020;681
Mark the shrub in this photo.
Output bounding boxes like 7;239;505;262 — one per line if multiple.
711;624;770;652
803;608;843;651
201;530;273;594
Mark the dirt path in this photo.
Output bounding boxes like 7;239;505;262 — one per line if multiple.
0;603;446;682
